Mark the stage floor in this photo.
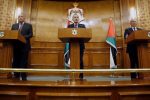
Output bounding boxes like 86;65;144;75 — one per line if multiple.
27;75;131;82
0;75;149;86
0;77;150;100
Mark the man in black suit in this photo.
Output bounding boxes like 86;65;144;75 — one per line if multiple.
124;19;141;79
68;14;85;79
11;15;33;80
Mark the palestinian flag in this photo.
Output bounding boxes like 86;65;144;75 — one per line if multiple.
106;18;117;69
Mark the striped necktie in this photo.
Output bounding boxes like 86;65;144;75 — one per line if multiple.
18;23;23;32
74;23;78;28
132;27;137;31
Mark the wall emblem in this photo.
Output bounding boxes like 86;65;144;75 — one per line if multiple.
68;2;84;24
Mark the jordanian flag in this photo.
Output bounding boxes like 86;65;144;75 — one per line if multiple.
106;18;117;69
64;20;71;69
64;43;70;69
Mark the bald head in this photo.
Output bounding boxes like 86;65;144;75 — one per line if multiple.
18;15;25;23
72;14;79;23
130;20;137;27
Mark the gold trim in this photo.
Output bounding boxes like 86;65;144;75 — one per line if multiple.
0;68;150;73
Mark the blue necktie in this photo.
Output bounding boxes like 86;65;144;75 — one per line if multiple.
74;24;78;28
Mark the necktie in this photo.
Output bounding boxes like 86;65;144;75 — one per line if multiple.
74;23;78;28
133;27;136;31
18;23;23;32
134;27;137;31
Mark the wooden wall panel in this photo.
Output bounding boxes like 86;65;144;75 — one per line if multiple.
0;43;13;78
148;44;150;63
138;43;150;77
30;44;64;69
83;52;89;68
29;42;123;70
92;52;109;68
30;53;59;67
0;43;3;68
142;43;150;68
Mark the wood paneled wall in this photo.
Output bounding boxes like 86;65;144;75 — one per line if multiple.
9;0;150;69
30;41;123;69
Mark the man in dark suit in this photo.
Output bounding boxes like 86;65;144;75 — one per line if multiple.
124;19;141;79
68;14;85;79
11;15;33;80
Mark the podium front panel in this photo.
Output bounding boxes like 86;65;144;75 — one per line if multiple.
58;28;92;42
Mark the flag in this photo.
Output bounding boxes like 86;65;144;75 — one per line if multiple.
64;43;70;68
64;19;71;69
106;18;117;69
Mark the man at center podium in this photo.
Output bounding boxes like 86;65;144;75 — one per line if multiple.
68;14;86;79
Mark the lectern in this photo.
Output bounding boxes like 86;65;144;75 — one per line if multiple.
58;28;92;79
0;30;26;78
126;30;150;79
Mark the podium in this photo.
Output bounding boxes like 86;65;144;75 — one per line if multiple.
0;30;26;78
58;28;92;79
126;30;150;79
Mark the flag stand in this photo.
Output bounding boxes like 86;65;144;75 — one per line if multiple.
110;67;118;78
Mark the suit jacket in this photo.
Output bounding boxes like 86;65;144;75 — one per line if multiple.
68;23;86;51
124;27;141;53
11;23;33;51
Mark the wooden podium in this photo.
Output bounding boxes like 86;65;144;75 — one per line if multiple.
58;28;92;79
0;30;26;78
126;30;150;79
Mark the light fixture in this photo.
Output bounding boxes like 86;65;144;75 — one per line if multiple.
15;7;22;22
130;7;137;20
